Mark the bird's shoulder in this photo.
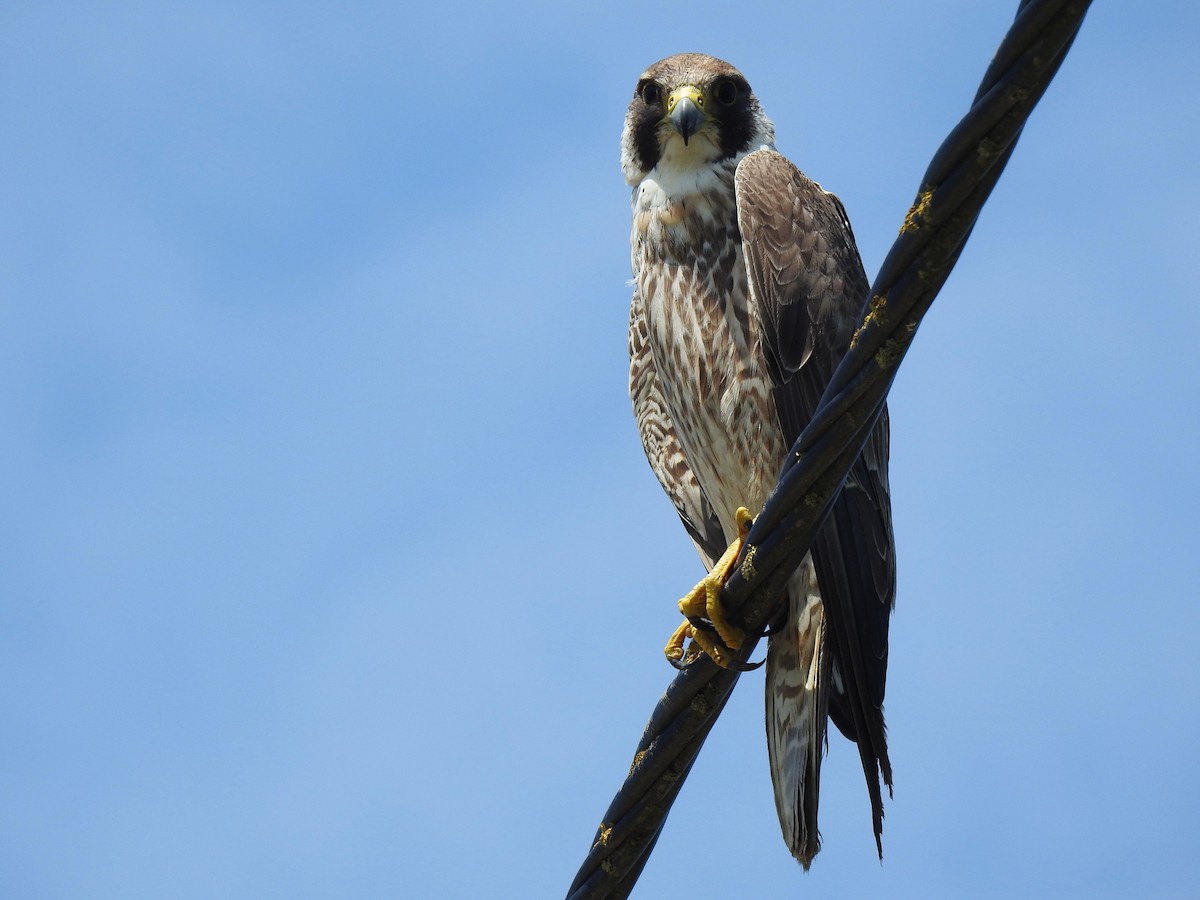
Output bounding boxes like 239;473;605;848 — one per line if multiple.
734;148;867;380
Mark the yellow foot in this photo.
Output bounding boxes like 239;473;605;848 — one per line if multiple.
664;507;753;668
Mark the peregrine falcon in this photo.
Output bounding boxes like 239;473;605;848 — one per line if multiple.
623;53;896;867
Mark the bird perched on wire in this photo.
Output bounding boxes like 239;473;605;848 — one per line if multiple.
623;52;896;867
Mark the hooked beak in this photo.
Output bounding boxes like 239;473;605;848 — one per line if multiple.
667;85;705;146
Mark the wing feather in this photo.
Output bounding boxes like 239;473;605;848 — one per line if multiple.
735;149;897;855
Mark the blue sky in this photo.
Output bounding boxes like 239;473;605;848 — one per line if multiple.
3;2;1198;897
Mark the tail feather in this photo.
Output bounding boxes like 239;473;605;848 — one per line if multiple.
812;472;895;860
765;562;828;868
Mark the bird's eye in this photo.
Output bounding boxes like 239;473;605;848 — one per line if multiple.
715;79;739;105
640;81;662;105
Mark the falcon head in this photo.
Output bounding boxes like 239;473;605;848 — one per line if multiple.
621;53;776;186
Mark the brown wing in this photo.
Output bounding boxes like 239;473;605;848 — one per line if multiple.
735;148;897;853
629;288;726;568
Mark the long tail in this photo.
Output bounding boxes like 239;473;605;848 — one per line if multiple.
765;560;829;869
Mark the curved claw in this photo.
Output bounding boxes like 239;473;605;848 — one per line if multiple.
664;614;766;671
724;654;766;672
665;634;766;671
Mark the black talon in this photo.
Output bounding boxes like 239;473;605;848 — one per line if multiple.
726;655;766;672
668;626;766;672
763;605;789;637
